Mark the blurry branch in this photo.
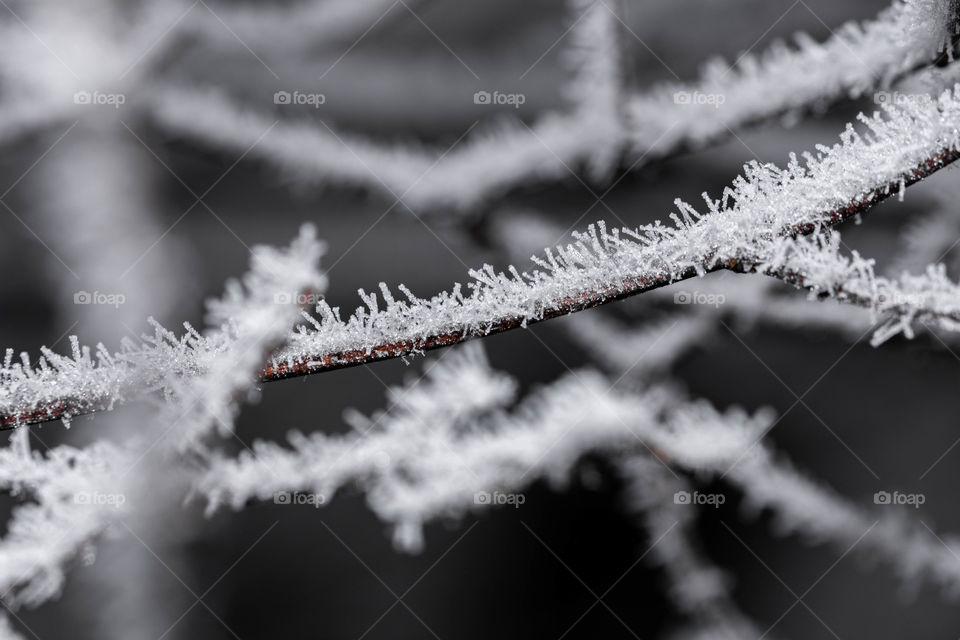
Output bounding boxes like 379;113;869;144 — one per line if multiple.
623;0;960;162
0;102;75;148
0;227;328;636
887;180;960;277
187;0;428;53
2;93;959;430
199;344;960;599
0;0;953;210
147;0;956;211
620;456;767;639
0;430;128;615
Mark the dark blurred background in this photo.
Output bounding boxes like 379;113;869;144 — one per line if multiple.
2;0;960;638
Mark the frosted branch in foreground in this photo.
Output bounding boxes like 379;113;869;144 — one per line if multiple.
759;230;960;344
0;225;324;438
3;90;960;429
494;213;884;344
263;89;960;373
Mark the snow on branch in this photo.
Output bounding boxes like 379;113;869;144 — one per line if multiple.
0;226;330;633
198;343;960;598
195;344;766;552
257;90;960;373
627;0;960;157
759;229;960;344
3;91;960;429
0;430;128;611
148;0;957;210
561;0;629;180
0;226;325;435
659;417;960;598
154;224;328;454
620;455;765;639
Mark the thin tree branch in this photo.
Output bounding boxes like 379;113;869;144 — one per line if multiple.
259;147;960;382
3;139;957;431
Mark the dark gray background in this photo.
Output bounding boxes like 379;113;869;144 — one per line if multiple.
1;0;959;638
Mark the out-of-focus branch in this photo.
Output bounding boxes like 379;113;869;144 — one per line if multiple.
149;0;958;211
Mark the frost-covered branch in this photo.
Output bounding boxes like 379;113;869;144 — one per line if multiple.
196;345;767;552
198;344;960;599
0;430;127;610
620;456;766;640
154;224;327;454
3;92;960;429
626;0;959;158
0;226;325;433
758;230;960;344
0;226;329;636
148;0;958;210
663;416;960;599
251;92;960;373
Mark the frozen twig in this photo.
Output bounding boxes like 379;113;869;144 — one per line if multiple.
3;92;960;428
